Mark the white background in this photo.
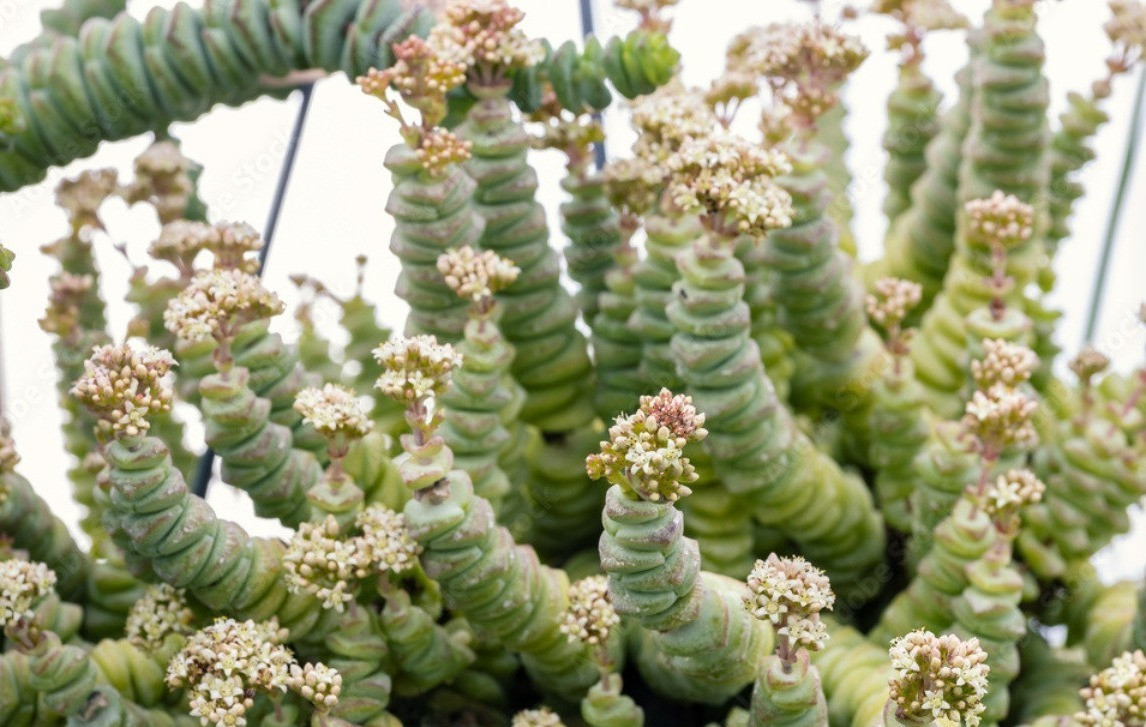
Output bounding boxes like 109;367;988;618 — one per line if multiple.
0;0;1142;579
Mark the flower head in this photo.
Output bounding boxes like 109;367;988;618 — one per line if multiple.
0;418;18;476
428;0;545;79
964;191;1034;250
164;270;284;345
560;575;620;648
208;222;264;273
125;583;195;649
1106;1;1146;56
283;516;365;612
586;388;708;502
55;169;118;230
866;277;923;333
39;273;94;337
290;662;342;712
0;559;56;628
873;0;967;32
604;157;664;220
294;384;374;441
355;504;423;575
72;343;176;437
971;339;1038;390
744;554;834;653
1077;650;1146;726
630;83;718;164
1069;346;1111;385
978;468;1045;522
150;221;218;274
437;245;520;303
888;629;990;727
417;127;474;176
123;141;194;223
512;707;566;727
373;335;463;403
357;36;467;125
963;383;1039;452
666;132;794;235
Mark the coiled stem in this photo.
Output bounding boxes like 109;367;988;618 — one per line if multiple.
580;673;644;727
561;172;620;325
749;651;829;727
882;64;943;229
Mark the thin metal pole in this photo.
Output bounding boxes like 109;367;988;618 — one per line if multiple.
1084;67;1146;344
579;0;607;171
193;83;315;498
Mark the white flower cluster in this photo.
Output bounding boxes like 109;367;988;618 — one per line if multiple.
0;559;56;628
1077;649;1146;726
888;629;990;727
294;384;375;441
971;339;1038;390
982;468;1046;521
355;504;423;575
0;417;19;475
872;0;967;32
55;168;117;228
437;245;521;302
429;0;545;75
603;157;664;219
1069;346;1112;385
512;707;566;727
865;277;923;332
212;222;264;273
964;191;1034;250
1107;1;1146;53
125;583;195;649
666;132;794;235
283;516;366;612
744;554;834;653
164;269;285;345
630;84;718;165
167;617;340;727
150;221;218;271
586;388;708;502
373;335;464;403
72;343;176;437
560;575;620;647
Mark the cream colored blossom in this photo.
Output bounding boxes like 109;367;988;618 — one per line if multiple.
865;277;923;332
357;36;467;124
290;662;343;712
164;270;284;344
744;554;834;653
971;339;1038;390
72;343;176;437
0;559;56;627
603;157;664;218
283;516;364;612
418;127;473;176
39;273;94;337
630;83;718;164
586;388;708;502
1077;649;1146;726
429;0;545;76
0;418;18;475
355;504;423;575
872;0;967;32
437;245;520;302
560;575;620;647
123;141;194;223
888;629;990;727
980;468;1045;520
963;383;1039;452
150;221;218;273
125;583;195;649
1069;346;1111;385
666;132;794;235
965;191;1034;250
1107;1;1146;53
373;335;463;403
209;222;264;273
55;169;117;229
294;384;374;441
512;707;566;727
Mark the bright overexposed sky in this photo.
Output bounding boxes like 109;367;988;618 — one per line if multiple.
0;0;1143;578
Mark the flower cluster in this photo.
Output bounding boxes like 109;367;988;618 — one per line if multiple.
122;141;194;223
283;516;365;612
586;388;708;502
0;418;18;475
437;245;520;303
604;157;664;220
150;221;217;275
72;343;176;437
511;707;566;727
1077;649;1146;726
167;617;338;727
294;384;375;441
979;468;1045;524
744;554;834;654
1106;1;1146;56
164;269;285;345
125;583;195;649
730;21;868;123
0;559;56;628
355;504;422;575
866;277;923;332
964;191;1034;250
873;0;967;32
630;83;718;164
888;629;990;727
373;335;464;403
211;222;264;273
39;273;94;337
615;0;679;31
531;111;605;164
971;339;1038;390
358;36;467;125
963;384;1039;453
54;168;117;230
1069;345;1111;385
666;132;794;235
560;575;620;648
428;0;544;80
417;126;474;176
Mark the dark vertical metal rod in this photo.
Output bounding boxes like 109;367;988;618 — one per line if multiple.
1084;68;1146;344
579;0;607;171
193;83;315;498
